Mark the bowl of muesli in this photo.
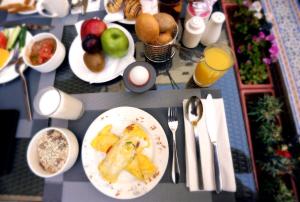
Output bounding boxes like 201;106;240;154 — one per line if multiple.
27;127;79;178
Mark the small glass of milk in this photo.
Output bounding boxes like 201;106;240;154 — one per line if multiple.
34;86;84;120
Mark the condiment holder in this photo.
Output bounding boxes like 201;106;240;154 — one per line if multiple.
182;16;206;48
123;61;156;93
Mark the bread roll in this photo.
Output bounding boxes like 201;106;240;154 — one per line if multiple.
154;13;177;33
135;13;160;44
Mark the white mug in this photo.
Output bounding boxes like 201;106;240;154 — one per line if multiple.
37;0;70;18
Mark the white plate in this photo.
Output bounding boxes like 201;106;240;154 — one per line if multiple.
69;23;135;84
103;0;135;25
0;29;33;84
82;107;169;199
0;0;37;15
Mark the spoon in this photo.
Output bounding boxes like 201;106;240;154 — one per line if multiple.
185;96;204;189
15;58;32;121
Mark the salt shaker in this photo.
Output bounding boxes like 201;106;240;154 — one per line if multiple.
182;16;206;48
200;11;225;46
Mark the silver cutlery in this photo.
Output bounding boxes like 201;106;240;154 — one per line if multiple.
185;96;204;189
168;107;180;184
205;94;222;193
15;58;32;121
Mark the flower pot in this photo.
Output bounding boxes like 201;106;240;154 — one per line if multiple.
223;4;274;90
240;89;275;190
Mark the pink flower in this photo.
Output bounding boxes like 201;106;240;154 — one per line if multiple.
266;34;275;41
269;43;279;55
263;57;271;65
258;31;266;39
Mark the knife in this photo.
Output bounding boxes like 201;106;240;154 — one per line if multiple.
205;94;222;194
1;22;54;31
82;0;88;15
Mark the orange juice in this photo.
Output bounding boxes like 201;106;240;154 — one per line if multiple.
194;45;234;87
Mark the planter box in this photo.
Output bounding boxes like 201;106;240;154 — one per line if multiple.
240;89;275;190
240;89;298;201
223;4;274;90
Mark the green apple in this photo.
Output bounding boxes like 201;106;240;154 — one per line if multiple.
101;28;129;58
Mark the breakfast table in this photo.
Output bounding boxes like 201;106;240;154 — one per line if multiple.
0;1;256;202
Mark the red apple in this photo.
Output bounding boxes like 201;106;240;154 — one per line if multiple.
81;18;107;40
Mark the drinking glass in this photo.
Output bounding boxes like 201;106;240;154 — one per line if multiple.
193;44;234;87
34;86;84;120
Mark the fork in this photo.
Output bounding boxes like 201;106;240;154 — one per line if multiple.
168;107;180;184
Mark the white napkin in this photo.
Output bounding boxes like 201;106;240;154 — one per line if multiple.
183;98;236;192
71;0;101;14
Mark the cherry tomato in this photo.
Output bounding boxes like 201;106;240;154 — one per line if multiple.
0;32;7;49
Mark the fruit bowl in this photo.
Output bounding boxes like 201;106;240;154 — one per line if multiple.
68;21;135;84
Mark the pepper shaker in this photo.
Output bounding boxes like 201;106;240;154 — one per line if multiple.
182;16;206;48
200;11;225;46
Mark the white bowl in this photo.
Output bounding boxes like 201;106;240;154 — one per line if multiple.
27;127;79;178
23;33;66;73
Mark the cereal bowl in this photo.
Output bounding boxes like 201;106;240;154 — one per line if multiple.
23;33;66;73
27;127;79;178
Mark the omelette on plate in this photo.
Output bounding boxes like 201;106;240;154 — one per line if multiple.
91;123;157;183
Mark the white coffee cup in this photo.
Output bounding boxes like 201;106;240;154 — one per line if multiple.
36;0;70;18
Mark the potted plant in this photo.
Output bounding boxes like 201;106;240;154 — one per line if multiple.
240;92;298;200
240;88;274;187
222;1;279;89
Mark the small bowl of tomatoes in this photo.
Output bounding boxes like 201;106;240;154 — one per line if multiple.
23;33;66;73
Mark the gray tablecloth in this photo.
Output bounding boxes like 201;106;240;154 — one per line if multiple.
0;1;256;201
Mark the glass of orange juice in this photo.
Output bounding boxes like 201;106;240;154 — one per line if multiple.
193;44;234;87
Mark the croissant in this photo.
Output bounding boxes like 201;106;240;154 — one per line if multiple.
124;0;142;20
107;0;123;13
